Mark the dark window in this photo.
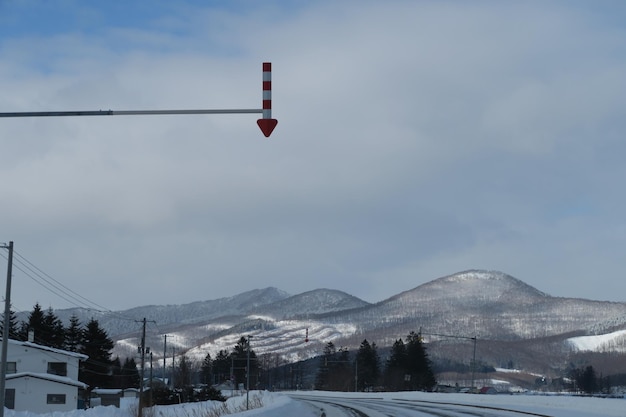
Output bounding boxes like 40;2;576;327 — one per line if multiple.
6;362;16;374
47;362;67;376
5;389;15;409
47;394;66;404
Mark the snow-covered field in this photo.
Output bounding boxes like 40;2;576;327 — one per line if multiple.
4;390;626;417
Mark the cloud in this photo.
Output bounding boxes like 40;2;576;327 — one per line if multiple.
1;1;626;311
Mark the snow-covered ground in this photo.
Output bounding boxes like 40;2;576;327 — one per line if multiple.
4;390;626;417
567;329;626;353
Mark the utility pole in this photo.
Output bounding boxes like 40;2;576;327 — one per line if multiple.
149;351;153;407
246;335;253;410
136;319;154;416
138;318;147;417
163;335;168;386
0;241;14;417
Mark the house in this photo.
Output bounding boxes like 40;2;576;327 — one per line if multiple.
3;338;88;413
90;388;139;408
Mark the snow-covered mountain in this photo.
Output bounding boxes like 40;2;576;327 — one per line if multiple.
326;270;626;341
51;270;626;374
55;287;292;337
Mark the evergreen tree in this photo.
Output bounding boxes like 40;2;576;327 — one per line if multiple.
43;307;65;349
201;352;213;384
405;331;436;391
384;338;408;390
332;346;352;391
65;314;83;352
110;356;141;390
17;321;30;342
315;342;336;390
121;357;141;389
79;318;115;389
110;357;123;388
232;337;258;389
384;332;436;391
212;350;231;384
356;339;380;391
315;342;352;391
0;306;20;340
572;365;598;394
583;365;598;394
21;303;45;343
173;355;195;388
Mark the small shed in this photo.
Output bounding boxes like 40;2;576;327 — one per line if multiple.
91;388;123;407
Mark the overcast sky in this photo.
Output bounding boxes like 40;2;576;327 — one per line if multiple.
1;1;625;313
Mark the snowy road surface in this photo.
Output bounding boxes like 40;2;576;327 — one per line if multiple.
287;391;625;417
4;391;625;417
292;394;558;416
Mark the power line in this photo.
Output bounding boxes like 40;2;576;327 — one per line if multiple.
0;250;137;322
1;253;80;309
14;251;112;312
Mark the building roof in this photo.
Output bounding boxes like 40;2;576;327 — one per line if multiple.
5;338;89;360
6;372;87;389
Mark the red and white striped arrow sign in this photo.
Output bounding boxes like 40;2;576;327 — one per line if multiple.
0;62;279;138
257;62;278;138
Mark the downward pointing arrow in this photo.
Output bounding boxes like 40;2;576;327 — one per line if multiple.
257;118;278;138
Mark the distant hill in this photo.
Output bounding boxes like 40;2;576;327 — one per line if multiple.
45;270;626;378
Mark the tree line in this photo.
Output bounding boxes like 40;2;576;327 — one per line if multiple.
568;365;619;395
3;305;437;397
315;331;436;392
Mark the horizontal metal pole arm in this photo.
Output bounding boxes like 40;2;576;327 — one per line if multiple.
0;108;263;118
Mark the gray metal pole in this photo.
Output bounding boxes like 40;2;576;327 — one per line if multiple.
0;109;263;118
0;241;14;417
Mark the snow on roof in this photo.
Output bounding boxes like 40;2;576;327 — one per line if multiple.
6;372;87;388
92;388;123;395
6;338;89;360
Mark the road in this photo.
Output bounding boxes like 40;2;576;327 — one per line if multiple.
289;393;556;417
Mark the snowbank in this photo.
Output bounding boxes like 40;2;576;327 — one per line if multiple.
3;391;319;417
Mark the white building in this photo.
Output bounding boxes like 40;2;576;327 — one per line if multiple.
3;339;88;413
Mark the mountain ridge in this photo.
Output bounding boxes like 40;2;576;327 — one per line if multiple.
42;270;626;377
